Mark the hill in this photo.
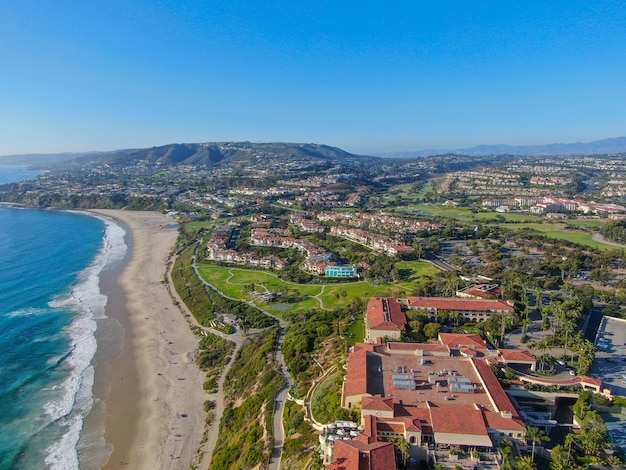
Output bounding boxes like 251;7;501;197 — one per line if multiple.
0;142;368;170
105;142;364;167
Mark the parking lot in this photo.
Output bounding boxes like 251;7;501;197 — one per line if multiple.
589;316;626;397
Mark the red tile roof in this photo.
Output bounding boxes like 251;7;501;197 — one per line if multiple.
367;297;407;331
344;347;370;399
328;438;397;470
483;411;526;431
472;358;520;417
377;421;406;434
362;396;394;412
387;342;450;354
428;403;489;436
499;349;535;362
407;297;514;313
438;333;488;350
459;284;503;298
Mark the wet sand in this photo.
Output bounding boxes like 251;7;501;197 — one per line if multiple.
88;210;206;469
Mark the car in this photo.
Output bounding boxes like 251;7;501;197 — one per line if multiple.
569;370;576;376
557;360;566;366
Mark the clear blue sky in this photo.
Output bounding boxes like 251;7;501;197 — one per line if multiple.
1;1;625;155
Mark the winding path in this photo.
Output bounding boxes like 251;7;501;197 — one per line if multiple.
311;284;333;311
166;252;246;470
592;232;626;249
191;254;293;469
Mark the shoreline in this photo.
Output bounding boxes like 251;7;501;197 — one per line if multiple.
87;210;206;469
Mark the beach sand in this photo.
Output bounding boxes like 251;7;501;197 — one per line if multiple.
89;210;207;469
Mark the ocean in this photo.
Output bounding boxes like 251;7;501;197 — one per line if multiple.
0;166;127;469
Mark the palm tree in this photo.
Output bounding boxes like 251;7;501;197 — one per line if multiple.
549;444;575;470
525;426;550;461
390;436;411;467
516;455;537;470
564;433;577;460
560;318;576;359
501;459;514;470
499;441;513;464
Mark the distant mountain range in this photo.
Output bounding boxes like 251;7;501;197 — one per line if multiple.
377;136;626;158
3;137;626;168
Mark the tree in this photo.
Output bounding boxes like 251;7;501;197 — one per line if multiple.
560;318;576;359
516;455;537;470
390;436;411;467
580;411;609;455
526;426;550;461
423;322;442;340
499;441;513;466
549;444;576;470
575;339;595;376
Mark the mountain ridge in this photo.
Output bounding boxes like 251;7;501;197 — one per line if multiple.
377;136;626;158
3;136;626;168
0;142;366;168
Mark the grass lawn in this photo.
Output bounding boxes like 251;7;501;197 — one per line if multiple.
496;222;613;250
184;219;226;233
345;316;364;345
395;260;442;282
564;219;608;230
196;260;443;315
196;264;321;299
394;203;542;223
383;181;433;204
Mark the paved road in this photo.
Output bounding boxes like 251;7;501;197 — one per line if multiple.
269;325;292;470
592;232;626;249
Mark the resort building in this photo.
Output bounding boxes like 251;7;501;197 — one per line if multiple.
340;336;528;461
456;284;502;299
365;297;407;343
325;264;358;278
404;297;515;322
321;422;397;469
327;435;397;470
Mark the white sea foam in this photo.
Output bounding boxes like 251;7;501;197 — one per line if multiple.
5;306;50;318
43;215;127;469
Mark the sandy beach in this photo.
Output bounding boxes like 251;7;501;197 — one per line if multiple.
89;210;207;469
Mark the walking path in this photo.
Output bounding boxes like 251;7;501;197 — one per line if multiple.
592;232;626;249
311;284;333;311
165;250;246;470
190;253;294;469
303;364;339;431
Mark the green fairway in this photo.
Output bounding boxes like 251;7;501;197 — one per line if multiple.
564;219;608;230
195;261;442;314
496;222;614;250
184;219;224;233
395;260;442;283
393;203;542;223
382;181;434;204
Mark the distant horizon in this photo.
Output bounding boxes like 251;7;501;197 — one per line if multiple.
1;135;626;160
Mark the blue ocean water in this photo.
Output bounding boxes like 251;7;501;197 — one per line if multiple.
0;165;42;185
0;166;127;469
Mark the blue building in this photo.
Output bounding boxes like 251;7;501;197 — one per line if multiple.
325;264;357;278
